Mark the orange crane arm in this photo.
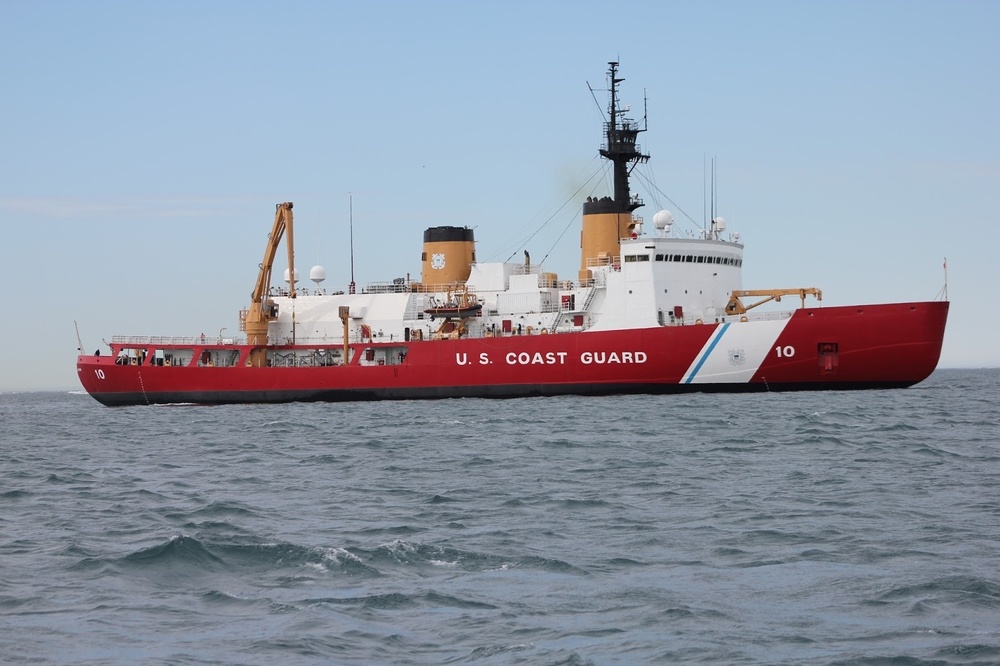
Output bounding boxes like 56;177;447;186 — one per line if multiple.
241;202;295;351
251;202;295;305
725;288;822;315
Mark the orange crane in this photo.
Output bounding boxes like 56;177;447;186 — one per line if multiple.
725;288;822;315
240;202;295;367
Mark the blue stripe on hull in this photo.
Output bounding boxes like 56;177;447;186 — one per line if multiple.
683;323;730;384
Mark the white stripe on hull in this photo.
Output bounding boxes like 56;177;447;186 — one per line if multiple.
681;318;792;384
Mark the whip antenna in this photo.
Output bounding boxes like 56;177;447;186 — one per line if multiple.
349;193;356;295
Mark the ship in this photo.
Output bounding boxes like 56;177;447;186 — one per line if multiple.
76;62;949;407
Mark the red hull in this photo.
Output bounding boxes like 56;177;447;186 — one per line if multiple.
77;301;948;406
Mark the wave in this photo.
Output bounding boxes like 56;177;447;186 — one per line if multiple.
549;497;613;509
463;643;533;660
122;534;226;568
931;643;1000;662
875;575;1000;609
163;499;260;520
352;538;588;575
304;590;496;611
113;535;396;579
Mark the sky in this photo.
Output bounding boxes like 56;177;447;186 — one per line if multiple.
2;0;998;391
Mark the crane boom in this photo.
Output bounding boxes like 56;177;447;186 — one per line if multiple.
725;288;822;315
240;202;295;361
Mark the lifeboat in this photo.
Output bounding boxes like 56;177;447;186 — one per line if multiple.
424;288;481;319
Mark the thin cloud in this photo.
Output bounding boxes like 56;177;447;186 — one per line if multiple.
0;196;256;220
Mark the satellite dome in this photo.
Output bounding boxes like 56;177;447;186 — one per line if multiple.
283;267;300;284
653;209;674;230
714;216;727;232
309;265;327;284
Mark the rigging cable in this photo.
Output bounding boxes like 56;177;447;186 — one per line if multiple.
632;166;699;227
484;155;602;263
502;160;607;264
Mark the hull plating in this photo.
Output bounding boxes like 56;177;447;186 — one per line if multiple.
77;301;948;406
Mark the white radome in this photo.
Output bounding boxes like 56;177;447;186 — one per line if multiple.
653;209;674;230
309;265;327;285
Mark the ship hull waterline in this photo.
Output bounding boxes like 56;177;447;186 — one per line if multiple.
76;301;948;407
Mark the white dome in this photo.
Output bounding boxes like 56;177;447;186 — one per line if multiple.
714;216;726;232
309;265;327;284
283;267;300;284
653;209;674;230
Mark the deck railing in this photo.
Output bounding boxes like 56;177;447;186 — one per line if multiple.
111;335;245;345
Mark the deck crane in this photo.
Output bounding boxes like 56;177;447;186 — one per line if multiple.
725;288;822;315
240;202;295;367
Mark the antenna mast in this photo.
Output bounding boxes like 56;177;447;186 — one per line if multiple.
598;61;649;213
349;193;356;295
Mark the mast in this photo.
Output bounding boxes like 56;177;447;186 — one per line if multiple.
591;61;649;214
579;62;651;277
349;193;356;295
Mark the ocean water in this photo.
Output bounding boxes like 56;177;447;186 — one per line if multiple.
2;369;999;665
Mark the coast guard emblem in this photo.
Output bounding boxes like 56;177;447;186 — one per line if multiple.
728;348;746;366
